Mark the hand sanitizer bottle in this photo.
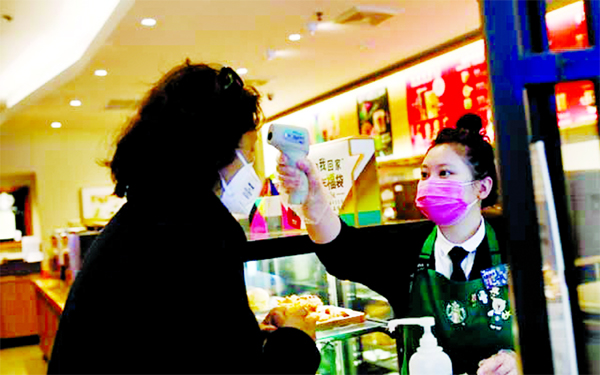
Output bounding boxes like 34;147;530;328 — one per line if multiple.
387;316;452;375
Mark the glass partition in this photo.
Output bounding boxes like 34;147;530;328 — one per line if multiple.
555;79;599;375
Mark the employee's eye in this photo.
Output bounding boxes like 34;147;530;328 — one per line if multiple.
421;171;429;180
439;170;451;177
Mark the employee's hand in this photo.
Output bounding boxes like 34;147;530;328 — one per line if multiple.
262;305;318;341
276;155;329;224
276;154;341;244
477;349;519;375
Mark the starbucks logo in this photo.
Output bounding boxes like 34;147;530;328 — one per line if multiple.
446;301;467;325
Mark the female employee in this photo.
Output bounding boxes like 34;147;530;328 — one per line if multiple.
48;61;320;374
277;114;517;375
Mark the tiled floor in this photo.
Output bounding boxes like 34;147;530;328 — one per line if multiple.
0;345;47;375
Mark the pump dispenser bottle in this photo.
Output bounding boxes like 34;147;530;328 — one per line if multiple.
388;316;452;375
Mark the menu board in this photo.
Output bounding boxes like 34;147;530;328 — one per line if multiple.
555;80;598;128
406;47;494;155
405;0;593;156
546;1;590;51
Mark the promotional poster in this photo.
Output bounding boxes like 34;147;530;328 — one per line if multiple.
406;45;494;155
357;88;393;157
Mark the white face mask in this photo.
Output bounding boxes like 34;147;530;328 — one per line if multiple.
219;150;261;216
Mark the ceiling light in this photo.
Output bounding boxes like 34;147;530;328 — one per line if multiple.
51;122;62;129
316;21;343;32
70;99;82;107
94;69;108;76
270;49;296;58
141;18;156;27
288;34;302;41
236;68;248;76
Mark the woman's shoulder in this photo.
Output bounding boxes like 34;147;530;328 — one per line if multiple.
483;213;509;259
483;213;508;238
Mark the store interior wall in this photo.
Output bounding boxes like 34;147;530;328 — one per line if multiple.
0;60;419;255
2;35;597;257
0;129;116;255
0;39;502;254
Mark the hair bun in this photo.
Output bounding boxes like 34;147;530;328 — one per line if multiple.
456;113;483;137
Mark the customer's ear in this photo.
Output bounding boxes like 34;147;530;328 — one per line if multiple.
238;130;258;163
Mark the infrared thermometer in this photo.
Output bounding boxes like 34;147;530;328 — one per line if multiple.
267;124;310;205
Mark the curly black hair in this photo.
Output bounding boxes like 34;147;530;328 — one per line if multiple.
430;113;499;208
103;60;262;198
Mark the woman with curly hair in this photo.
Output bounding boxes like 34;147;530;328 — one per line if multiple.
48;61;320;375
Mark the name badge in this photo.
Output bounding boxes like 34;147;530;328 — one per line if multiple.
481;264;509;289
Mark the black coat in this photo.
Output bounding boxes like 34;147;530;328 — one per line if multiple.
48;191;320;374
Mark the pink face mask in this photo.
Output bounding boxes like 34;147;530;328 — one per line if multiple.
415;179;479;226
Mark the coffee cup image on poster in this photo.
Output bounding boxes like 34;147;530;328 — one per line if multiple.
357;88;392;156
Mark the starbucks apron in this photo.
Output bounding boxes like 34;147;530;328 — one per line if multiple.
401;222;514;375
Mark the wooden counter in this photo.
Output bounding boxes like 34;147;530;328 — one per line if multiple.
32;278;69;313
32;278;70;360
0;275;38;339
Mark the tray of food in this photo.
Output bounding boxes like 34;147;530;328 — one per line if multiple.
274;294;366;330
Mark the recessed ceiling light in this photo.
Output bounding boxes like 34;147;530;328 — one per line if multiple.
70;99;82;107
316;21;343;32
236;68;248;76
94;69;108;77
141;18;156;27
288;33;302;41
51;122;62;129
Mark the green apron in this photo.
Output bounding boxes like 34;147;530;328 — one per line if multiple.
401;222;514;375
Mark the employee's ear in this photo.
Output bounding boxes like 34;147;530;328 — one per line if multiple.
477;176;494;200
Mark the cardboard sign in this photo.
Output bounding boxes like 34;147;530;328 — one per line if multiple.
308;137;382;227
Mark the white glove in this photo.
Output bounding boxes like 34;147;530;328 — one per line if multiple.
276;154;330;225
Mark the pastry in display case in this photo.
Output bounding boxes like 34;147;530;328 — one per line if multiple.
244;253;398;375
273;294;366;330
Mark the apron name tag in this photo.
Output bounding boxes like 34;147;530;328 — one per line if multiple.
481;264;509;289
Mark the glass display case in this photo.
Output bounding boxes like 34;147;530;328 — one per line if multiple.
243;251;399;375
244;134;405;374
